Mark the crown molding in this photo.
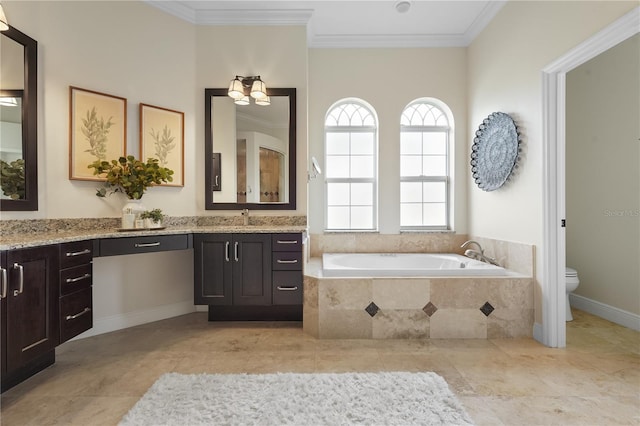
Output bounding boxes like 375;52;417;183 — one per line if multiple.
462;0;507;45
144;0;197;23
195;9;313;26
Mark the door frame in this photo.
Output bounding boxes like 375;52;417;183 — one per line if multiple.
541;7;639;347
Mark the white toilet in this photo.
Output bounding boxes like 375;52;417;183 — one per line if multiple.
565;267;580;321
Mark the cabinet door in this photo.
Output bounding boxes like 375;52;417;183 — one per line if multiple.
232;234;272;306
194;234;233;305
5;246;59;372
1;251;7;376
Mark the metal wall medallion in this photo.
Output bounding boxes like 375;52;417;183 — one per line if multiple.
471;112;520;191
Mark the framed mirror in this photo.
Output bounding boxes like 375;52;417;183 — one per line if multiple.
0;25;38;211
204;88;296;210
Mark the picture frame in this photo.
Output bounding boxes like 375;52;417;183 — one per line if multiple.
69;86;127;181
139;103;184;187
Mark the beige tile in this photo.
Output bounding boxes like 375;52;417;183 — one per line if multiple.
372;309;429;339
487;308;534;338
430;309;487;339
372;278;430;309
318;278;372;310
318;309;372;338
430;279;491;309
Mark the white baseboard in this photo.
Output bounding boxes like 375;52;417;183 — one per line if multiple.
569;294;640;331
71;300;197;340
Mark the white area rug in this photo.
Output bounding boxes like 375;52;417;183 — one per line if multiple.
119;372;474;426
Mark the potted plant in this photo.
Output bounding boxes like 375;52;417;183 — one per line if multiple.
140;208;165;228
88;156;173;228
88;155;174;200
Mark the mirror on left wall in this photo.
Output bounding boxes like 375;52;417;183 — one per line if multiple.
0;25;38;211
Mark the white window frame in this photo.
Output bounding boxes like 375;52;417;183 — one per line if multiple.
400;100;452;231
324;100;378;231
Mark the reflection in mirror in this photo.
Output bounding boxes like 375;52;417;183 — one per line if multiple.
205;88;296;210
0;25;38;210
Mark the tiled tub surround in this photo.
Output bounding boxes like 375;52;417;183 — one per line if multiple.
304;233;535;339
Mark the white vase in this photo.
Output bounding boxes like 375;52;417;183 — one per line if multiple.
122;199;146;229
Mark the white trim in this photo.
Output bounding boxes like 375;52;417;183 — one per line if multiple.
570;294;640;332
462;1;507;45
70;301;196;340
143;0;197;23
532;322;544;343
541;7;639;348
196;9;313;26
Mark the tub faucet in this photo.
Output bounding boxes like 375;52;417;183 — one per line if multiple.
241;208;249;226
461;240;500;266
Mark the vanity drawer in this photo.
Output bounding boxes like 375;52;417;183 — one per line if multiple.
60;287;93;343
272;271;303;305
272;251;303;271
60;240;93;269
60;263;92;296
99;234;191;256
272;233;302;252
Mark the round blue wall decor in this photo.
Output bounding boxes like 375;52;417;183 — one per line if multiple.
471;112;520;191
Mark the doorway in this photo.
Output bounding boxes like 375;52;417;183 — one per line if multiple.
541;7;639;348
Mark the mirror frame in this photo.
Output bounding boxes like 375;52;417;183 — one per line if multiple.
0;25;38;211
204;87;296;210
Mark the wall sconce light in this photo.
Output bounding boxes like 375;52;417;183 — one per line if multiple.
0;4;9;31
227;75;270;106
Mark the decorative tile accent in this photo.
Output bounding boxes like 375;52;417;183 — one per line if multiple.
423;302;438;317
480;301;495;317
365;302;380;317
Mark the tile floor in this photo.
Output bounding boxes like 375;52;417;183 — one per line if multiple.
1;309;638;425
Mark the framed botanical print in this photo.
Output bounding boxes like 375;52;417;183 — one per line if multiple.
139;103;184;187
69;86;126;181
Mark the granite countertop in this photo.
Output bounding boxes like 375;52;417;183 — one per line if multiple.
0;223;308;251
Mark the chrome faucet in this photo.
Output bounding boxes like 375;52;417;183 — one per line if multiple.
241;208;249;226
461;240;500;266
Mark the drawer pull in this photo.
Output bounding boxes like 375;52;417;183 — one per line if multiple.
276;240;298;245
66;307;91;321
0;267;6;299
225;241;230;262
66;273;91;283
134;242;161;248
66;249;91;257
12;263;24;297
276;259;298;264
276;286;298;291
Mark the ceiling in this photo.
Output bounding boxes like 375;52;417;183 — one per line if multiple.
145;0;507;48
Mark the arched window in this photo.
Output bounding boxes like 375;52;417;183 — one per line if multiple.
324;100;378;230
400;100;453;229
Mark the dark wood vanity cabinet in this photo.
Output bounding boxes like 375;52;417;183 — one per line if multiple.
58;240;93;344
193;233;271;306
1;245;59;392
194;232;303;320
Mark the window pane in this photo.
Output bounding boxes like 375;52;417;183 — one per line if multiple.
350;156;374;178
423;132;447;155
327;206;350;229
326;155;349;178
327;183;350;205
423;156;446;176
401;204;422;227
351;132;374;155
326;133;349;155
423;203;446;227
351;206;373;229
423;182;446;202
351;183;372;205
400;156;422;177
400;182;422;203
400;132;422;154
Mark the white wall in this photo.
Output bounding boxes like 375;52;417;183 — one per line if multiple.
467;0;637;323
308;48;467;234
566;34;640;315
195;25;308;216
2;1;197;220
